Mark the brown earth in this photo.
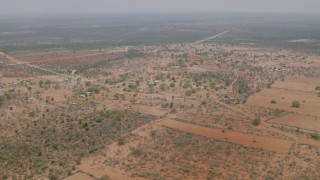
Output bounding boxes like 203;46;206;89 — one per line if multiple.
269;113;320;132
157;119;294;154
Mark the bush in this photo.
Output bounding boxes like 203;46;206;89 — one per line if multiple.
238;79;250;94
155;73;165;81
131;148;144;157
48;173;59;180
271;99;277;104
315;86;320;91
28;111;35;117
39;80;44;88
252;117;261;126
209;81;216;89
87;86;100;94
160;83;167;91
292;101;300;108
185;89;196;96
100;175;111;180
310;133;320;140
118;138;125;145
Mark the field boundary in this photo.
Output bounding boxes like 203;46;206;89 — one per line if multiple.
265;112;320;133
157;119;294;154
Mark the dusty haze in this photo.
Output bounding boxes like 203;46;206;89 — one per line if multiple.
1;0;319;14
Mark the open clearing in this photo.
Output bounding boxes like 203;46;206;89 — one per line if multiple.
157;119;294;154
63;172;95;180
269;113;320;132
248;76;320;132
272;76;320;93
247;88;320;117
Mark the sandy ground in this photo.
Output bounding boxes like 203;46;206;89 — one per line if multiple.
247;88;320;117
269;113;320;132
272;76;320;93
62;172;95;180
157;119;293;154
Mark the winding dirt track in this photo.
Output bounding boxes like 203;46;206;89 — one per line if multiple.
157;119;294;154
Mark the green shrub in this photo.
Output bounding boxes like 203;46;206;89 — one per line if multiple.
310;133;320;140
252;117;261;126
87;86;100;94
128;84;138;91
28;111;35;117
209;81;216;89
118;138;125;145
100;175;111;180
0;95;4;106
271;99;277;104
238;79;250;94
131;148;144;157
292;101;300;108
160;83;167;91
155;73;165;81
39;80;44;88
185;89;196;96
0;153;5;161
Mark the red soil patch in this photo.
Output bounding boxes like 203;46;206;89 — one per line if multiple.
247;88;320;117
272;76;320;93
157;119;293;154
63;172;95;180
269;113;320;132
298;137;320;147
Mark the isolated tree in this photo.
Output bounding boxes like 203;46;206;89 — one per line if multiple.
39;80;44;88
252;117;261;126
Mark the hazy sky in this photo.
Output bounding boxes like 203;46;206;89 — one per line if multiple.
0;0;319;14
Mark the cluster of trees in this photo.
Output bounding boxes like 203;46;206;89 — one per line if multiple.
105;73;128;85
39;80;51;88
0;95;4;106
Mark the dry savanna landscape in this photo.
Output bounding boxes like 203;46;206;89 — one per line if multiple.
0;13;320;180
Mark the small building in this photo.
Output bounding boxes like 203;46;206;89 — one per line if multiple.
86;92;92;96
175;97;185;102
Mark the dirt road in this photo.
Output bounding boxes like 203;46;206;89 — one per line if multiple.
8;49;128;65
189;20;248;45
0;51;64;76
189;29;231;45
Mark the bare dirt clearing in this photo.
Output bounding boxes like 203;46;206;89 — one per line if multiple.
63;172;95;180
272;76;320;93
157;119;294;154
269;113;320;132
247;88;320;117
